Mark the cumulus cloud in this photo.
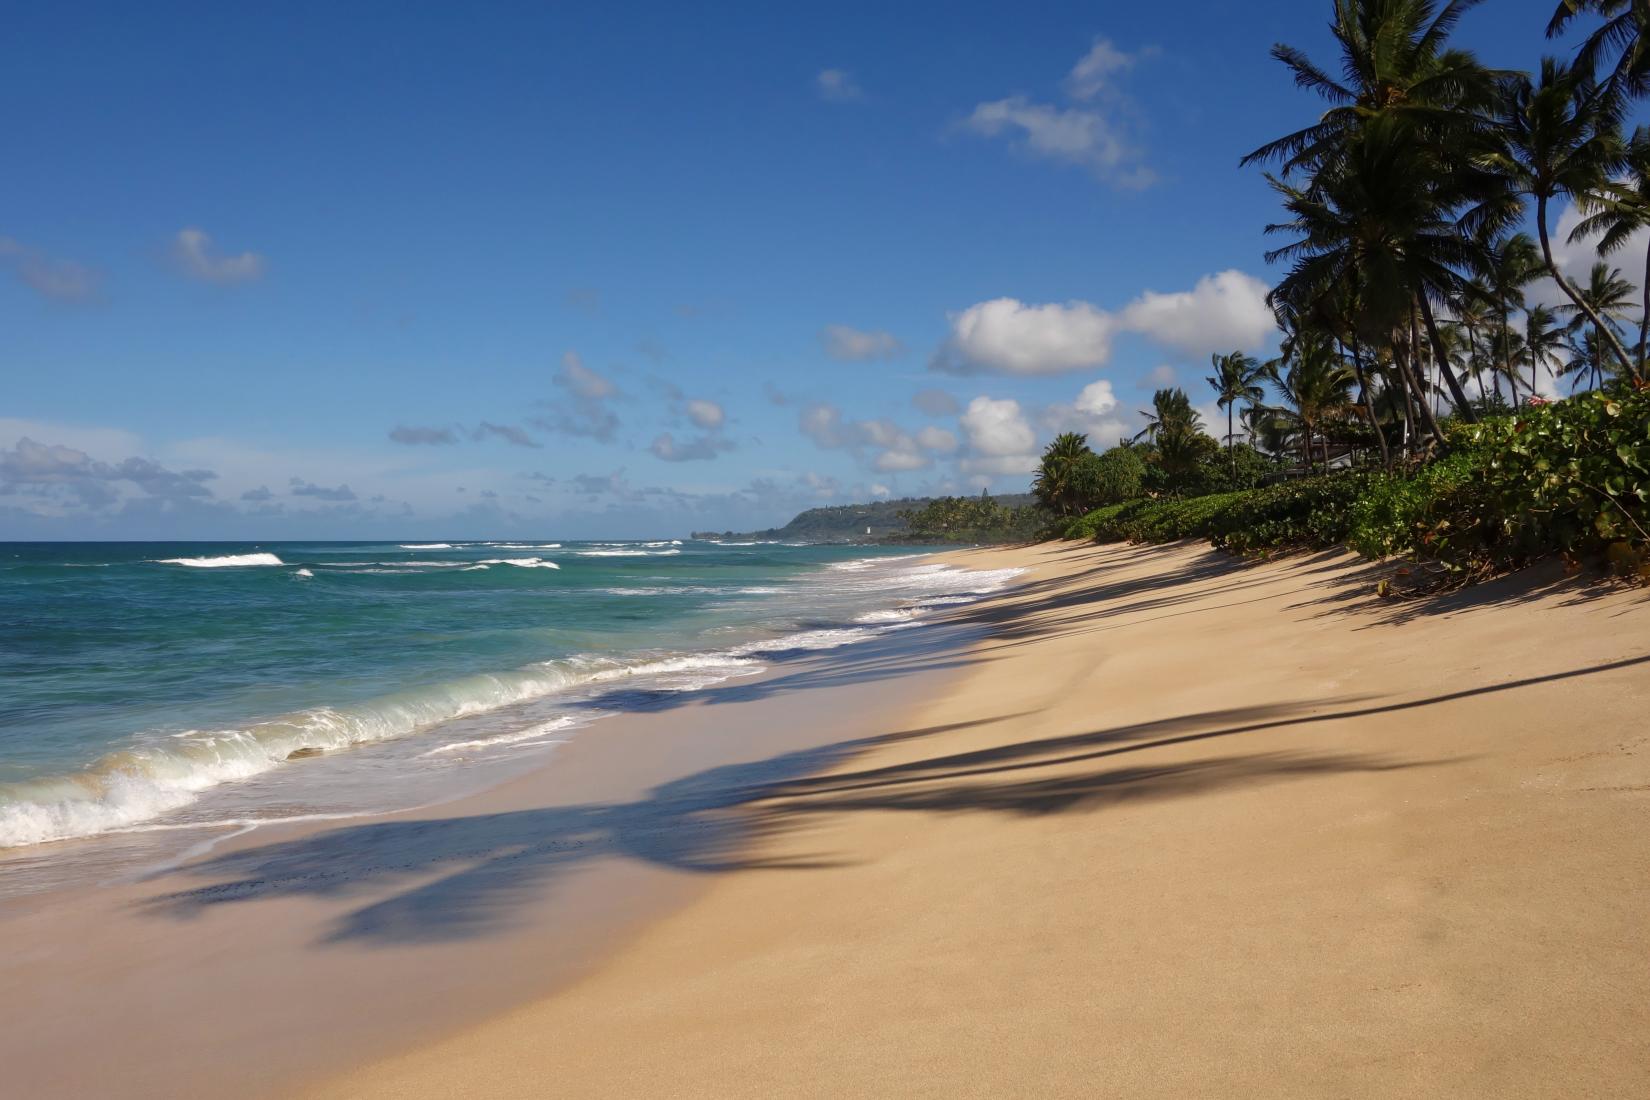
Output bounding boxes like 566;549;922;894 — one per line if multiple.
1117;270;1276;358
799;403;953;473
684;399;725;430
934;298;1116;375
816;68;865;102
649;432;735;462
821;324;904;361
0;237;101;302
1042;380;1128;443
389;424;458;445
963;39;1153;188
172;227;265;284
240;486;274;501
289;477;357;501
935;271;1275;375
913;388;960;416
536;351;620;441
956;396;1040;477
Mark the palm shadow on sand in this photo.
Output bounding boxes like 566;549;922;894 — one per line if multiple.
142;699;1446;947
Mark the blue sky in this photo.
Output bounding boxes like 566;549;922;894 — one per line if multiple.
0;0;1594;538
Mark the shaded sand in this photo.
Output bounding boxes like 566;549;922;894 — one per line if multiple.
308;541;1650;1098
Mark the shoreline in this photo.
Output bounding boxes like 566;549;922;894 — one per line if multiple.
308;540;1650;1098
0;589;992;1099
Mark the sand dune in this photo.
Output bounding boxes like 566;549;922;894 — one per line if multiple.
309;541;1650;1098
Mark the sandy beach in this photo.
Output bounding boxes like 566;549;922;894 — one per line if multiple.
306;540;1650;1098
7;541;1648;1098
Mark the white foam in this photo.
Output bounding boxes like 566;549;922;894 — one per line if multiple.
295;568;314;578
421;716;583;756
154;553;284;568
401;543;453;549
478;557;561;569
576;548;681;557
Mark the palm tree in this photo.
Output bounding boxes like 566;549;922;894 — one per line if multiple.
1479;231;1545;402
1495;58;1637;379
1032;432;1093;517
1242;0;1505;176
1569;125;1650;365
1246;0;1511;430
1268;336;1357;471
1555;260;1637;389
1205;351;1266;468
1133;388;1203;443
1548;1;1650;101
1522;303;1568;398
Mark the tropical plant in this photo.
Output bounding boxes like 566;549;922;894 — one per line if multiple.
1569;125;1650;364
1206;350;1266;468
1031;432;1096;517
1494;57;1638;379
1267;336;1358;470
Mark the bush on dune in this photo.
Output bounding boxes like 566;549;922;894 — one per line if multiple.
1058;389;1650;585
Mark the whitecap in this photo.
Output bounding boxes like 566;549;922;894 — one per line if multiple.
154;553;284;568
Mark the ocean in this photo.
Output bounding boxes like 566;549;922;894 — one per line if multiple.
0;538;1021;889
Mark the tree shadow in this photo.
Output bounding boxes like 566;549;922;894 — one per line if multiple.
139;690;1473;949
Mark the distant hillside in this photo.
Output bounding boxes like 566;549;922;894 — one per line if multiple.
693;493;1036;544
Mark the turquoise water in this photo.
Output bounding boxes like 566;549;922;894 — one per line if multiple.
0;539;1022;856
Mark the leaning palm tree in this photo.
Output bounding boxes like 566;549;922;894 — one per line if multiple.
1495;58;1637;379
1205;351;1266;467
1569;125;1650;364
1555;260;1637;387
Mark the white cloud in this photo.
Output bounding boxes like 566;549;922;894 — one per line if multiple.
963;40;1152;188
869;482;892;498
816;68;865;103
1144;364;1178;387
0;236;100;302
1074;379;1118;417
960;396;1034;457
916;425;958;453
1065;38;1134;101
935;271;1275;375
934;297;1116;375
649;432;734;462
1118;270;1276;358
172;227;265;284
821;324;904;361
874;449;931;472
684;399;725;430
556;351;616;399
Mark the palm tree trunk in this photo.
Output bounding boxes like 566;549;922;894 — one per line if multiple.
1228;404;1235;473
1640;233;1650;372
1537;194;1637;380
1417;294;1477;422
1348;332;1390;470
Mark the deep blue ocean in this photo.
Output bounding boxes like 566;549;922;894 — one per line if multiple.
0;539;1022;860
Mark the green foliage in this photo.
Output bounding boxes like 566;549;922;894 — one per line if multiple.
1348;388;1650;575
1210;473;1375;556
901;493;1044;543
1076;446;1146;507
1032;432;1097;517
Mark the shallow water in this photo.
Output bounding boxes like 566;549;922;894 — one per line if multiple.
0;539;1022;890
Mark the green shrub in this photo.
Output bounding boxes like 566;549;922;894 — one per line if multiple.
1075;446;1146;508
1205;473;1372;555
